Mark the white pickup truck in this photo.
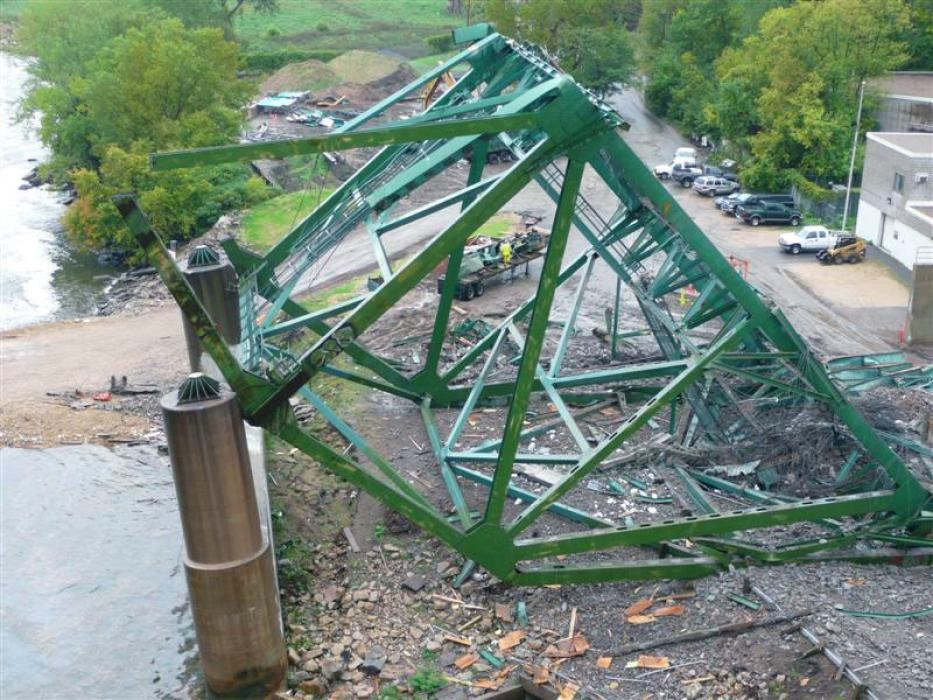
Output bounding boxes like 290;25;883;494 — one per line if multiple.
777;225;845;255
654;157;698;180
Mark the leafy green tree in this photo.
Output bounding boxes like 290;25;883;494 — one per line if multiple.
16;0;158;175
899;0;933;70
60;19;258;255
77;19;252;154
65;148;270;262
484;0;639;93
152;0;279;33
17;2;268;257
639;0;791;125
722;0;911;188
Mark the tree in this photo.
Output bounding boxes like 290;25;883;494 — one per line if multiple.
17;3;268;257
65;147;269;262
16;0;158;175
484;0;639;93
60;18;259;255
720;0;911;188
218;0;279;22
897;0;933;70
77;19;252;154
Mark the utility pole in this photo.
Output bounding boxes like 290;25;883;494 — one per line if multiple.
842;80;866;231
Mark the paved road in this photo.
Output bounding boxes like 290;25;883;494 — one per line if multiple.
286;87;906;358
609;88;904;357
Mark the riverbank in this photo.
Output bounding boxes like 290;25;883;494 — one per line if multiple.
0;305;186;447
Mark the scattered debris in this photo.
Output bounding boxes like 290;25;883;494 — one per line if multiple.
400;574;425;592
626;655;670;670
611;610;814;655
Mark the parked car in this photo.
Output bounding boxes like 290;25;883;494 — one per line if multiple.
701;165;738;182
671;163;704;187
654;157;697;180
675;147;697;160
721;192;795;216
737;201;802;226
693;176;739;197
778;225;844;254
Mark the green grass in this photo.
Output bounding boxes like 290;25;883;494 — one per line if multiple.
241;188;333;251
0;0;26;22
473;212;519;239
234;0;461;57
407;51;460;75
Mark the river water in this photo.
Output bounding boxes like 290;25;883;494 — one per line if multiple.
0;53;200;697
0;446;200;698
0;52;116;332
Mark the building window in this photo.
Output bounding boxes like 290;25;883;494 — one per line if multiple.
893;172;904;192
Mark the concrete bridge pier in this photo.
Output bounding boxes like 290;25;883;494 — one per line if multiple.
180;244;241;372
161;374;286;696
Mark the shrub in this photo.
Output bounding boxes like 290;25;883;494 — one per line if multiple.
426;32;454;53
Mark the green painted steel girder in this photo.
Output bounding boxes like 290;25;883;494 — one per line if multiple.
150;113;540;170
116;28;929;586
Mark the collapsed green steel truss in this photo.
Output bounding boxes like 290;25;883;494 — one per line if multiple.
117;30;931;584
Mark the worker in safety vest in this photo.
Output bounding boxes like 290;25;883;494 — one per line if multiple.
500;240;512;266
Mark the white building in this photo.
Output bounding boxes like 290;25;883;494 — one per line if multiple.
855;132;933;270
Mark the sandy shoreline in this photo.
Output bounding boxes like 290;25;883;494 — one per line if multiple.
0;306;188;447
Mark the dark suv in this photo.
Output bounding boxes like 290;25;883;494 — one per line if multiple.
702;165;738;182
721;192;794;216
736;201;802;226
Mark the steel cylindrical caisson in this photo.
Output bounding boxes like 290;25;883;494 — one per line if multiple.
161;388;285;695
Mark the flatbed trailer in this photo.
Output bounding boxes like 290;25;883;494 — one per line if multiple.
437;229;549;301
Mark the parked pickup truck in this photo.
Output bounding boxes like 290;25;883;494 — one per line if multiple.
722;192;795;216
778;226;845;254
653;157;696;180
736;201;802;226
671;163;704;187
701;165;738;181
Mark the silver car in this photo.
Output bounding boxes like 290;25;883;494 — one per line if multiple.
693;176;739;197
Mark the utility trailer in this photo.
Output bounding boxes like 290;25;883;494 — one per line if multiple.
437;228;549;301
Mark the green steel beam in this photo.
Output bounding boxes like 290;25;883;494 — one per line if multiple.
513;557;721;585
447;463;613;529
485;157;584;525
150;113;539;170
419;139;489;383
514;491;896;559
373;176;498;236
118;30;928;585
550;253;596;378
508;318;755;536
252;138;560;423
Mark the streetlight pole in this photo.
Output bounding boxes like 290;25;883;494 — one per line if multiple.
842;80;866;231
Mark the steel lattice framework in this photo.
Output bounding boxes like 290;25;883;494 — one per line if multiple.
117;30;931;584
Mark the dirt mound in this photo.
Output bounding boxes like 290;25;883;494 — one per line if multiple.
328;50;413;86
260;59;338;93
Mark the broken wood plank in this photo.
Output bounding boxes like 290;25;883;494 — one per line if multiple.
610;610;813;655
